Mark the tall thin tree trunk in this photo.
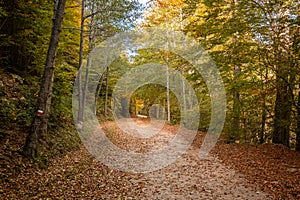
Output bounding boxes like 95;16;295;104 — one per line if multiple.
260;94;267;144
82;56;91;115
156;104;160;119
232;64;241;141
296;84;300;152
77;0;85;123
182;65;186;115
294;15;300;152
166;57;171;123
164;25;171;123
82;0;98;115
259;70;267;144
230;0;241;142
163;101;166;120
104;66;109;115
180;8;186;116
24;0;67;158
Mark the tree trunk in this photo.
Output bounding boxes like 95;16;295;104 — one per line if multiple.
294;15;300;152
231;1;241;141
182;65;186;116
104;66;109;115
24;0;67;158
259;70;268;144
260;93;267;144
272;7;292;147
82;0;98;115
121;96;129;118
77;0;85;123
232;64;241;141
166;57;171;123
156;104;160;119
273;63;293;147
296;84;300;152
94;74;104;114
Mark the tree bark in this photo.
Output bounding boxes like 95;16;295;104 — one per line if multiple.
94;74;104;114
166;57;171;123
121;97;129;118
294;15;300;152
230;1;241;142
104;66;109;115
232;64;241;141
260;92;267;144
24;0;67;158
273;76;291;147
259;70;268;144
182;65;186;116
296;84;300;152
272;7;292;147
77;0;85;123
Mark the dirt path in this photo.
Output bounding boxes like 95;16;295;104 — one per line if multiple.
96;118;271;199
4;118;300;199
136;150;271;199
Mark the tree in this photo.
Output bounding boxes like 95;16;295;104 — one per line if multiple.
0;0;52;75
296;86;300;151
184;0;259;141
76;0;142;123
136;0;300;147
184;0;299;146
77;0;86;124
24;0;67;158
104;66;110;115
142;0;187;123
245;1;299;147
272;5;294;147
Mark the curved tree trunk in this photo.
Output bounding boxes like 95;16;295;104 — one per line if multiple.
24;0;67;158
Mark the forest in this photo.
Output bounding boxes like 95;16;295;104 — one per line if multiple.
0;0;299;199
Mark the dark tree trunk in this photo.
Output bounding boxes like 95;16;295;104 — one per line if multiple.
232;65;241;141
272;72;292;147
80;1;97;119
94;74;104;114
272;7;293;148
24;0;67;158
259;70;268;144
259;95;266;144
296;86;300;152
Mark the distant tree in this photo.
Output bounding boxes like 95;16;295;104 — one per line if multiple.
143;0;300;146
76;0;142;123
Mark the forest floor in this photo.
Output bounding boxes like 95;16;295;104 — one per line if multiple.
1;118;300;199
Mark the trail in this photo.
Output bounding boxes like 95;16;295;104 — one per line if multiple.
95;118;271;199
2;118;275;199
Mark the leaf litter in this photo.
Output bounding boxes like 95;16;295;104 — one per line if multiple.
1;118;299;199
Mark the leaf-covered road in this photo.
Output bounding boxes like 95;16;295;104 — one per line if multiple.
2;118;299;199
